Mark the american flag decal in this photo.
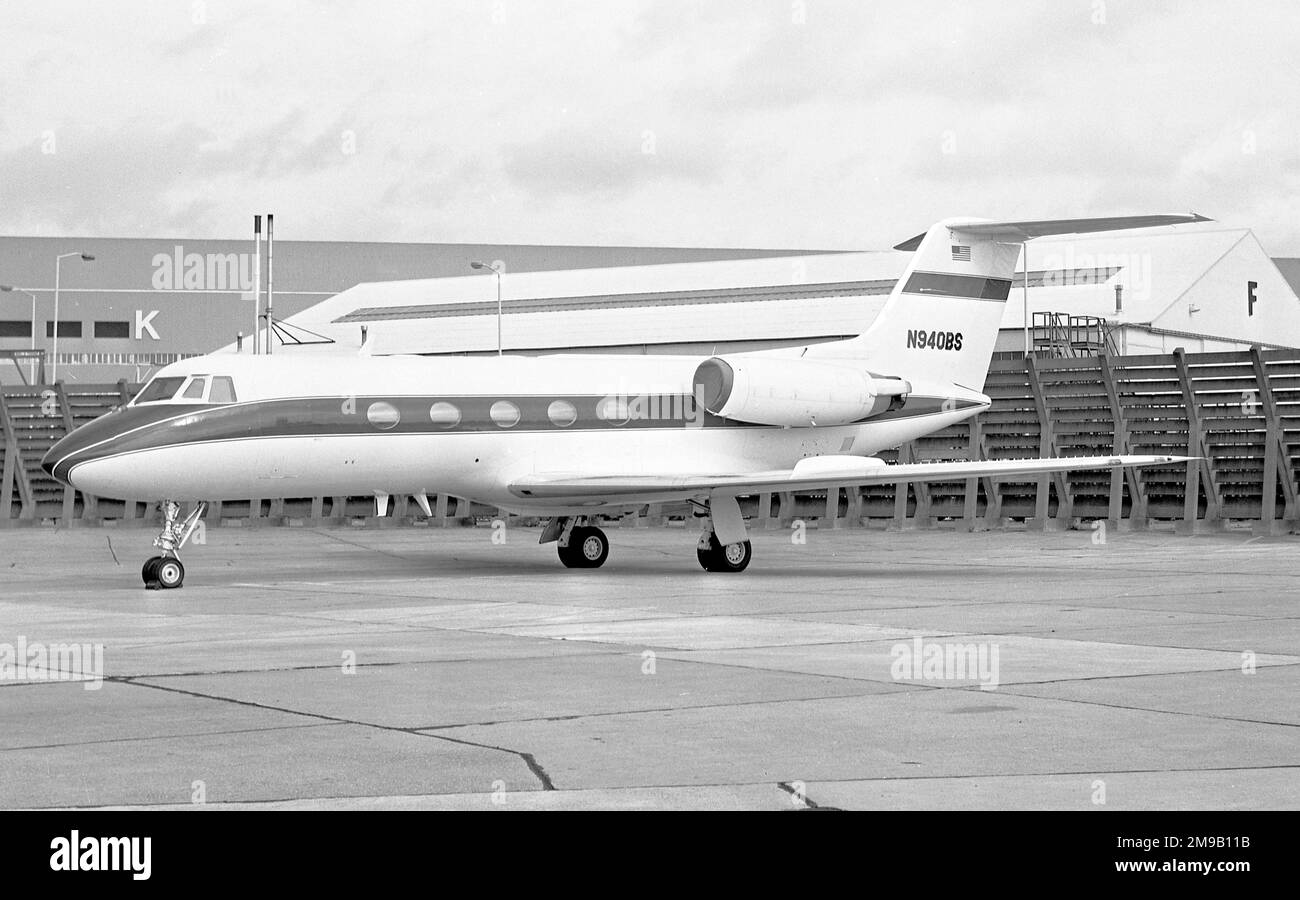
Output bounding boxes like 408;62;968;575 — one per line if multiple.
951;245;972;261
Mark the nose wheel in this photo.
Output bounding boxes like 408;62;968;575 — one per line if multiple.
557;524;609;568
142;500;205;590
143;556;186;590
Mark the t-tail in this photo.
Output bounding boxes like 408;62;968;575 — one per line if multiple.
806;213;1211;390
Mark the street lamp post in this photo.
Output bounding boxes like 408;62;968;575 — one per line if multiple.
470;260;505;356
1022;242;1030;357
0;285;39;383
53;252;95;383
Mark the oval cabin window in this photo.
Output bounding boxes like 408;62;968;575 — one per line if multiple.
366;401;401;430
547;399;578;427
596;395;630;425
429;401;461;428
489;400;521;428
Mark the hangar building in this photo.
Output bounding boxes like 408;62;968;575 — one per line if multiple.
271;221;1300;362
2;221;1296;384
0;236;807;384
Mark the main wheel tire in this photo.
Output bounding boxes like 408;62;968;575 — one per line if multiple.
155;557;185;590
142;556;163;585
557;537;583;568
558;525;609;569
698;535;752;573
696;544;714;571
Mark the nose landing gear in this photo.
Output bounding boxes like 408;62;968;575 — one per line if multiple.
142;500;206;590
142;555;186;590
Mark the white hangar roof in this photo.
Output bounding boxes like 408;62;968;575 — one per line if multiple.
267;222;1294;356
1004;226;1288;325
274;251;906;355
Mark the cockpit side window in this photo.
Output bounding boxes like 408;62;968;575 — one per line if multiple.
209;376;238;404
134;376;186;404
182;376;209;400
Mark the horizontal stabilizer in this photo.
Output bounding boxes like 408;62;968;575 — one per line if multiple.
893;213;1211;251
510;455;1194;503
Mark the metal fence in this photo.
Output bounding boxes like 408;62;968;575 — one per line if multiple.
2;347;1297;533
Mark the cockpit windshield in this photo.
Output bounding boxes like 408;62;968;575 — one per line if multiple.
134;374;239;405
134;376;186;404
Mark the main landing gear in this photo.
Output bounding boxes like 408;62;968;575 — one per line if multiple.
549;518;611;569
540;499;752;573
691;496;751;573
142;500;206;590
696;531;752;573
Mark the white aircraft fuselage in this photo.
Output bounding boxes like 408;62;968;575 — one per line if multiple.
46;352;987;514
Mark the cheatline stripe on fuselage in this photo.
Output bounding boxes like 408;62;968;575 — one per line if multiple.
48;394;984;481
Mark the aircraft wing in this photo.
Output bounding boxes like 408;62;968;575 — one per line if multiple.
892;213;1210;250
509;454;1192;501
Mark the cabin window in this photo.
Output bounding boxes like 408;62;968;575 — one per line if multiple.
366;401;401;430
547;399;577;427
209;376;237;404
596;396;630;425
429;401;460;428
490;400;520;428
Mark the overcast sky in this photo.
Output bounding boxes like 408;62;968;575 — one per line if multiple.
2;0;1297;253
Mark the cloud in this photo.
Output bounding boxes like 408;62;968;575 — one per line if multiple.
0;122;219;235
0;0;1295;252
207;109;367;180
501;126;723;199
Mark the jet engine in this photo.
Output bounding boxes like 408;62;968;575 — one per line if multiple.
692;356;911;427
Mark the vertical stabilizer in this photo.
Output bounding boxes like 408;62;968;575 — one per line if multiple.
805;213;1210;391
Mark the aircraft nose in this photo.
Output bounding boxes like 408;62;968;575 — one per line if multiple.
42;408;136;486
41;403;198;490
43;431;83;485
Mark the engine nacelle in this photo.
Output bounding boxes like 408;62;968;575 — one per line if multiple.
693;356;910;427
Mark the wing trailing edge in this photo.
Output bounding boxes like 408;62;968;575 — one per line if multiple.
509;454;1194;502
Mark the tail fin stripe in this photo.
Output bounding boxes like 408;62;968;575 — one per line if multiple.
903;271;1012;301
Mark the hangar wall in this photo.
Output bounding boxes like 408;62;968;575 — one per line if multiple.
0;235;813;384
1118;231;1299;354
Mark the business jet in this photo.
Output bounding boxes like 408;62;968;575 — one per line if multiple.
43;213;1201;589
